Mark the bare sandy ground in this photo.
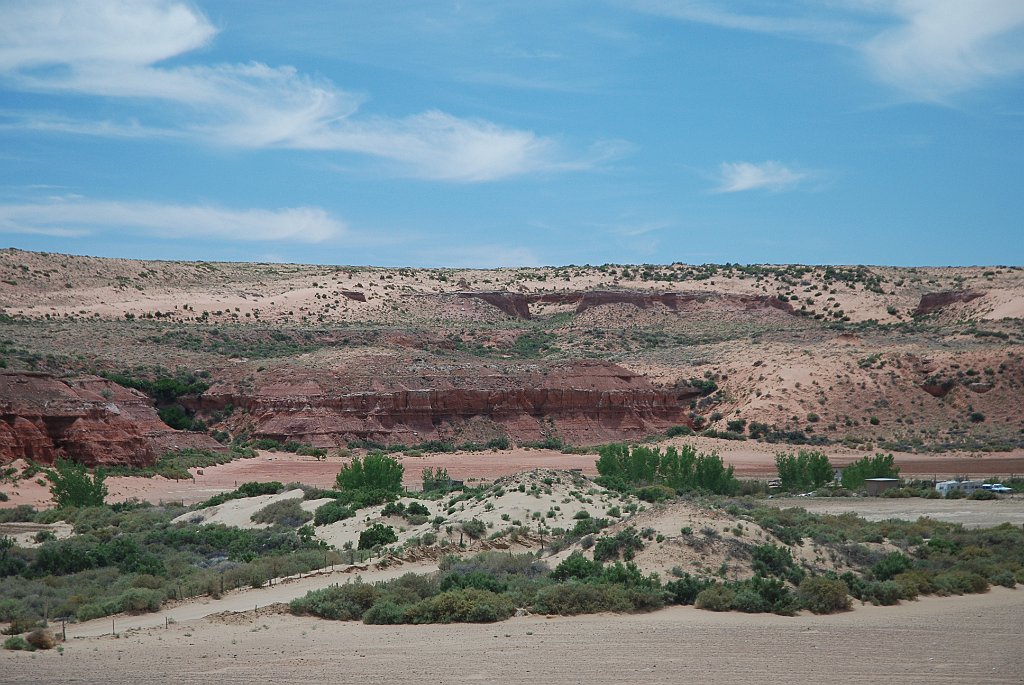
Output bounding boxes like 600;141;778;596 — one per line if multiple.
6;588;1022;684
767;496;1024;528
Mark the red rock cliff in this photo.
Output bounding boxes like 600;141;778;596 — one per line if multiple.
198;361;702;447
0;372;223;467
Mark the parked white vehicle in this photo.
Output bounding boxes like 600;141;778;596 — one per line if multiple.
982;484;1013;494
935;480;986;497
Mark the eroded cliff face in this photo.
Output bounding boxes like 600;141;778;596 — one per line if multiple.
456;290;796;320
0;373;222;467
197;361;702;447
914;290;985;316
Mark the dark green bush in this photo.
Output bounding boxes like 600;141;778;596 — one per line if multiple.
250;499;312;527
361;599;406;625
313;501;355;526
551;552;602;582
336;454;404;494
533;582;633;615
404;588;515;624
695;584;734;611
358;523;397;550
289;582;381;620
797;576;850;614
871;553;913;581
664;573;714;605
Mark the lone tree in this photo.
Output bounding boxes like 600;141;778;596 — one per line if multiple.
336;453;404;494
47;458;107;508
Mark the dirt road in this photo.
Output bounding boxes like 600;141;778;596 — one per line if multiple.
67;559;439;638
9;588;1023;684
767;496;1024;528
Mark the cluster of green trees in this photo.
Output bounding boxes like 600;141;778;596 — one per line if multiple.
774;450;833;492
596;444;738;495
773;451;900;492
840;453;900;489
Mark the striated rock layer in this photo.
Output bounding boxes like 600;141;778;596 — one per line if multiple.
456;290;796;320
0;372;222;467
197;361;702;447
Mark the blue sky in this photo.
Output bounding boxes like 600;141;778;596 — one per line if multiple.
0;1;1022;267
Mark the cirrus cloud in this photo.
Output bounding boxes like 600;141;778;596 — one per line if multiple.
622;0;1024;101
712;161;809;193
0;0;604;182
0;198;345;243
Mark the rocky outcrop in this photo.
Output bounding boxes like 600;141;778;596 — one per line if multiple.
921;379;955;398
573;291;794;315
0;372;222;467
456;291;532;319
340;290;366;302
198;361;701;447
456;290;796;320
914;290;985;316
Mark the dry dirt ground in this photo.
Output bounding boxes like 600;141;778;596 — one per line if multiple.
5;589;1022;684
767;496;1024;528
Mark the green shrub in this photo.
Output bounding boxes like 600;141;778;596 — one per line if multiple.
775;450;833;491
47;459;107;508
862;580;902;605
596;443;738;495
797;576;850;614
2;635;33;651
751;544;805;584
695;584;735;611
593;527;644;562
440;571;507;594
289;582;381;620
313;501;355;526
119;587;164;614
202;481;283;507
872;553;913;581
336;454;404;494
461;519;487;540
404;588;515;624
732;588;770;613
358;523;397;550
664;573;714;605
551;552;602;582
841;454;899;490
250;499;312;527
636;485;675;502
361;599;407;625
533;582;634;615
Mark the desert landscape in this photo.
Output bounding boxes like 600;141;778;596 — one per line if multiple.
2;251;1023;683
3;2;1023;681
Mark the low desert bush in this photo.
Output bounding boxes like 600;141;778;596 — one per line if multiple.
250;499;312;527
695;584;735;612
797;576;850;614
313;501;354;526
403;588;515;624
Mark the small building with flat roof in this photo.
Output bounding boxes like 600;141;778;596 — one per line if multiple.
864;478;900;496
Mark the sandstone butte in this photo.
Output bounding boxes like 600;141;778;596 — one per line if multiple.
0;361;703;468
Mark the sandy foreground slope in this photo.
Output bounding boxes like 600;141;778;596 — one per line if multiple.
5;588;1022;684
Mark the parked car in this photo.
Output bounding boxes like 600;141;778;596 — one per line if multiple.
982;484;1013;494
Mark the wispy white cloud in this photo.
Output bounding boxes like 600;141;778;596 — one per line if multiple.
0;0;605;181
712;161;808;193
0;198;345;243
863;1;1024;101
622;0;1024;100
